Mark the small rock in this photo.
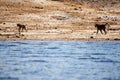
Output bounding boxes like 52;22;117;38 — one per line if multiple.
90;36;94;39
55;27;57;29
21;34;24;36
106;38;109;40
16;35;20;38
34;6;43;9
114;38;120;40
74;8;78;10
3;23;5;25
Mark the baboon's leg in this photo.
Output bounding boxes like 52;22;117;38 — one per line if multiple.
100;29;103;34
21;27;24;32
18;27;21;32
22;26;27;32
18;26;21;34
24;26;27;32
96;29;99;34
103;28;107;34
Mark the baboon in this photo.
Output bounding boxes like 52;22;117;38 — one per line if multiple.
17;24;27;33
95;23;110;34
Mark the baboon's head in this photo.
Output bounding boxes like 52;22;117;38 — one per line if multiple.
94;22;98;27
17;23;26;27
105;23;111;30
17;23;20;27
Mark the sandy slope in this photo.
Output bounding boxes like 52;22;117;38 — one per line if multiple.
0;0;120;41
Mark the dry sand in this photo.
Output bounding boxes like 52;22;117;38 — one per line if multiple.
0;0;120;41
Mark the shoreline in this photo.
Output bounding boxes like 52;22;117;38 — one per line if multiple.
0;37;120;41
0;29;120;41
0;30;120;41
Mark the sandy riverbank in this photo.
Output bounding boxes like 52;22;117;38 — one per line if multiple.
0;0;120;41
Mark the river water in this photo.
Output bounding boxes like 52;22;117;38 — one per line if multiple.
0;41;120;80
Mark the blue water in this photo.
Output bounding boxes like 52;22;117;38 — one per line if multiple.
0;41;120;80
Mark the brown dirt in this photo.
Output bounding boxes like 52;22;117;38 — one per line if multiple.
0;0;120;41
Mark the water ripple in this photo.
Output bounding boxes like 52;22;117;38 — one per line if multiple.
0;77;19;80
0;41;120;80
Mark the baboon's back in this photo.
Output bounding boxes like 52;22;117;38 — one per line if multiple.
95;24;106;30
17;24;25;27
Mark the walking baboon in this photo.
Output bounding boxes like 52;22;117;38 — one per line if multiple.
95;23;110;34
17;24;27;33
